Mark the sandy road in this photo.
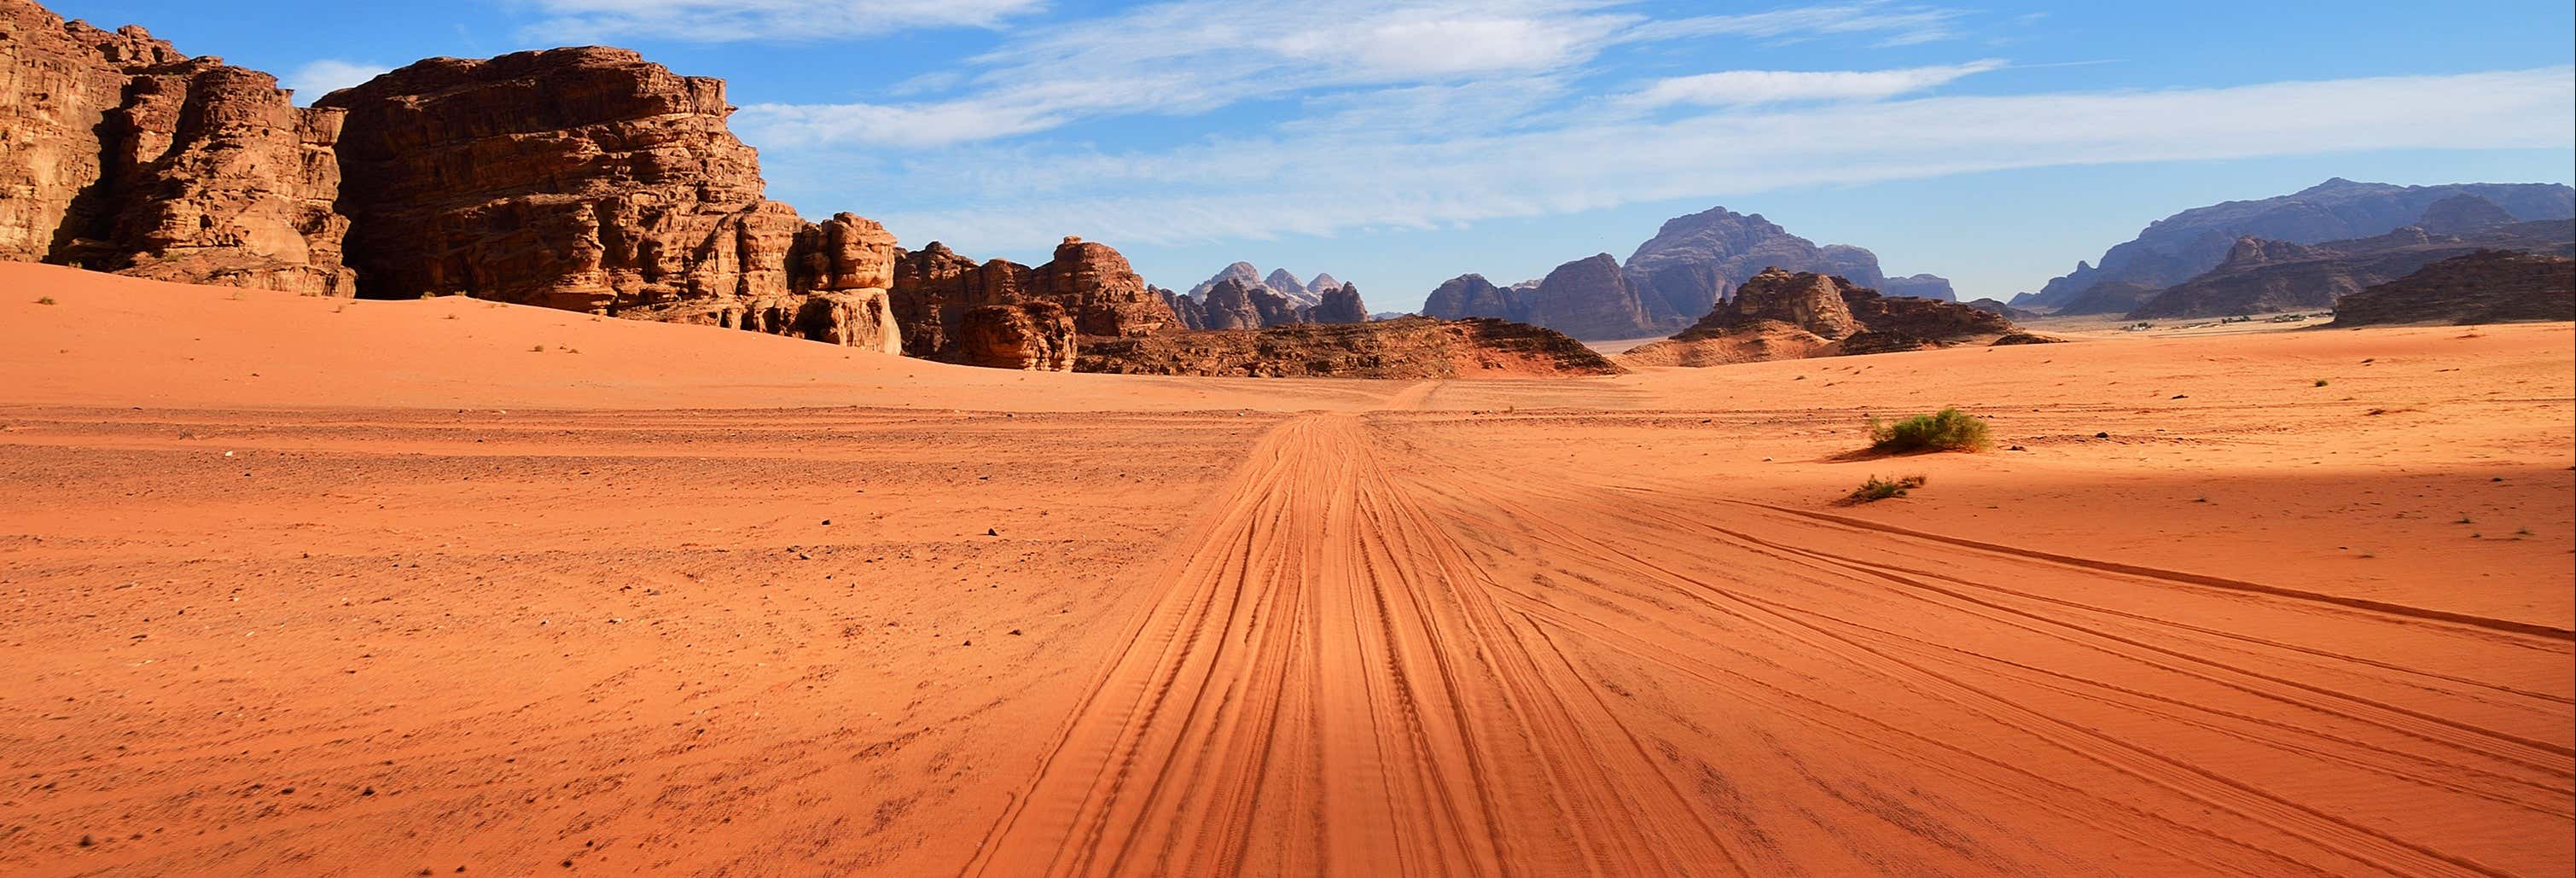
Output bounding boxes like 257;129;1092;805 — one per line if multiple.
964;387;2573;876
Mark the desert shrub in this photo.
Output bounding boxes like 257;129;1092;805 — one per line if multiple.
2313;379;2329;387
35;296;55;305
1868;408;1990;453
1848;474;1928;502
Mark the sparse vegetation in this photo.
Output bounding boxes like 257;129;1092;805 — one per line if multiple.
35;296;55;305
1868;408;1991;453
530;344;547;352
2313;379;2329;387
1848;474;1928;503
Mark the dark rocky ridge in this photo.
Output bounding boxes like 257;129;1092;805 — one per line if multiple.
2329;251;2574;328
1080;317;1625;378
2119;220;2574;319
2023;179;2576;313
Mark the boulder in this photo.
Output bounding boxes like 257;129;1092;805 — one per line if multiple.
957;301;1076;370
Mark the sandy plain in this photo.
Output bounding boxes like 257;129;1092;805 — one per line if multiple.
3;263;2570;875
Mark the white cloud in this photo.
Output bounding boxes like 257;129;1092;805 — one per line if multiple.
737;0;1955;149
1619;60;2006;108
282;60;390;104
815;68;2576;253
518;0;1044;43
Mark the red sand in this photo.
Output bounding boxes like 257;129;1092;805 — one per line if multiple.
3;263;2569;875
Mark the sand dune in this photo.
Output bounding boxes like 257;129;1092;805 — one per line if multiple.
3;265;2569;875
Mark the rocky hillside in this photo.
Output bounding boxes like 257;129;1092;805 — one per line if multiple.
1425;206;1949;340
1621;268;2046;367
2022;179;2576;313
1;1;349;294
1080;317;1624;378
2118;220;2574;319
2329;251;2574;327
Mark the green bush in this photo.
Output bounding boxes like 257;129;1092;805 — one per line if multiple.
35;296;56;305
1848;474;1928;502
1868;408;1991;453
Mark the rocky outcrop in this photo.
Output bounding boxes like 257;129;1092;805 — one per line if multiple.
1030;236;1177;337
1421;273;1533;322
957;300;1077;370
1158;286;1205;330
1625;206;1954;318
1183;261;1350;312
1530;253;1674;340
2;2;350;293
1962;298;2036;320
2329;251;2574;327
2124;220;2575;319
318;49;803;311
1193;277;1266;331
2416;195;2519;236
1621;268;2035;366
2023;178;2576;312
887;235;1175;364
1311;283;1367;323
1079;317;1625;378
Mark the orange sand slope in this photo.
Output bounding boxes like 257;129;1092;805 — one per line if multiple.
2;264;2570;875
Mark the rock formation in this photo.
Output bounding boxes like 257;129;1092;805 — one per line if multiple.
1311;283;1368;324
1080;317;1625;378
2;2;350;293
1529;253;1675;340
1182;261;1352;314
2123;220;2575;319
1625;206;1955;317
2416;194;2520;236
887;236;1176;367
1621;268;2039;367
1421;273;1535;322
2022;178;2576;313
2329;251;2574;327
957;300;1077;370
1962;298;2036;320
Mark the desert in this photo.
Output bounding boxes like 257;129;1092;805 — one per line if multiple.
4;0;2574;875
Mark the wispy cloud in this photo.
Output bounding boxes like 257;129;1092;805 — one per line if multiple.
516;0;1044;43
818;68;2576;253
282;60;390;104
736;0;1974;149
1618;60;2005;108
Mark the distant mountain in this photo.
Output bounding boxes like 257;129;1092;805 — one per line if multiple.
1184;262;1348;310
2020;179;2576;313
1424;206;1951;340
1625;207;1955;318
2121;219;2575;319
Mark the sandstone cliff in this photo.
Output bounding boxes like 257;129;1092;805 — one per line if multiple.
957;300;1077;370
1625;206;1954;317
1079;317;1624;378
1422;273;1534;322
2328;251;2574;328
1311;283;1368;324
1621;268;2039;367
3;1;350;293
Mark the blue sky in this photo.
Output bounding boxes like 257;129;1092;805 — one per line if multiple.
53;1;2576;308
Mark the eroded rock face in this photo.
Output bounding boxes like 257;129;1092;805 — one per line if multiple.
1622;268;2029;366
318;48;809;314
1625;207;1953;317
1032;236;1176;337
888;235;1174;365
1311;283;1367;324
2;3;349;293
957;300;1076;370
2329;250;2574;327
1196;277;1265;331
